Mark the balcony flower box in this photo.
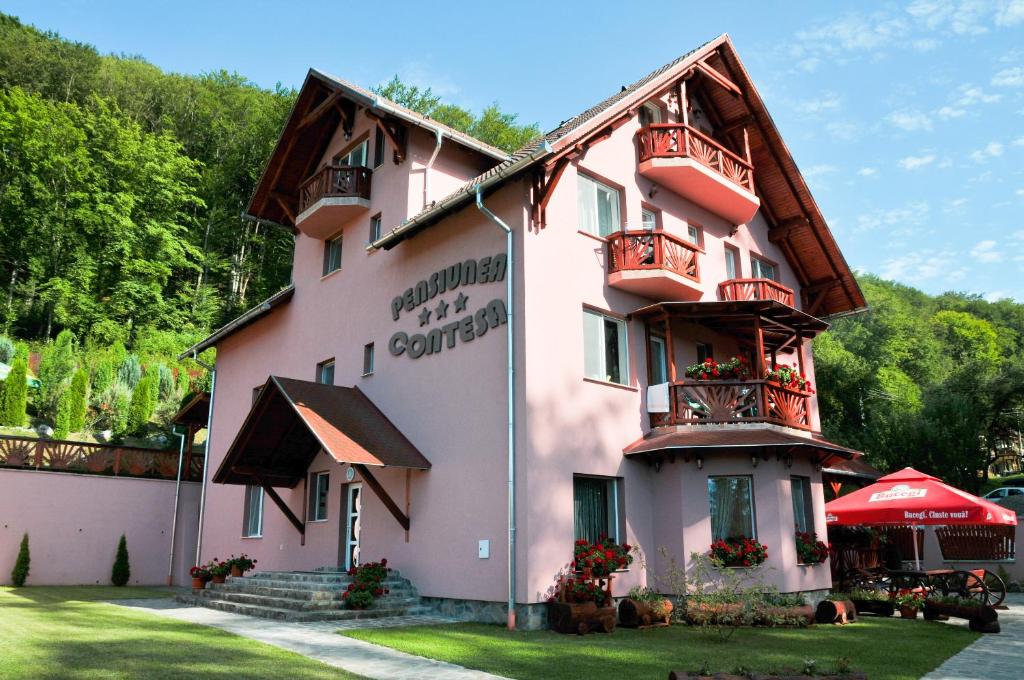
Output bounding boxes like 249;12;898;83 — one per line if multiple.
795;531;829;565
709;538;767;568
685;356;751;382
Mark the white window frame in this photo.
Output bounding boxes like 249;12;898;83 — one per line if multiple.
308;471;330;522
649;334;668;384
583;309;629;386
791;475;814;535
641;208;658;231
337;139;369;168
577;173;621;237
724;246;739;280
572;474;622;544
363;342;375;376
369;214;382;242
708;475;757;542
317;358;335;385
242;485;264;538
685;223;702;247
639;102;662;127
751;256;778;282
323;233;343;275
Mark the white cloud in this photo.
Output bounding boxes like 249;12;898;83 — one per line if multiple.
803;164;839;180
898;153;937;170
907;0;993;35
969;141;1004;162
996;0;1024;26
1016;188;1024;197
944;197;969;211
993;66;1024;87
971;239;1003;263
878;248;965;283
937;105;966;119
984;290;1010;302
792;93;841;115
855;201;930;232
954;85;1002;106
1014;136;1024;147
857;167;878;177
1011;229;1024;240
887;109;934;131
826;120;859;141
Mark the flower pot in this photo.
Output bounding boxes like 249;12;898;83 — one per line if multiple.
230;565;243;578
899;606;918;619
212;574;226;584
191;578;206;590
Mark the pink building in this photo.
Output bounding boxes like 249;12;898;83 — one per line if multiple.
182;35;867;628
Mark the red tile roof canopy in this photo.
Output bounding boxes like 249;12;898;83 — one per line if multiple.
214;376;431;488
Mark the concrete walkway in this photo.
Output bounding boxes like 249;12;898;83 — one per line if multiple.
113;598;502;680
922;593;1024;679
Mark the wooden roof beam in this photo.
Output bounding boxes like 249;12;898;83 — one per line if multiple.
353;463;410;531
365;110;407;163
258;477;306;536
297;89;346;131
696;58;742;96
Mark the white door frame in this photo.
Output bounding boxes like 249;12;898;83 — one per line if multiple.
343;483;362;570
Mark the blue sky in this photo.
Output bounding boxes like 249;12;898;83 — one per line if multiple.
5;1;1024;301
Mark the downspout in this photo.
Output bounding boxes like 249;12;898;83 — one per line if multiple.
191;351;217;566
167;424;186;585
424;127;443;209
475;185;517;630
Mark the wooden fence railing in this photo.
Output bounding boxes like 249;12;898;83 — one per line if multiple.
606;230;700;282
718;278;795;307
0;434;202;482
636;123;755;192
937;525;1016;561
650;379;812;431
298;164;373;213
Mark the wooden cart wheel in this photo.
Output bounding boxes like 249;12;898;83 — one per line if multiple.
982;570;1006;607
956;571;990;605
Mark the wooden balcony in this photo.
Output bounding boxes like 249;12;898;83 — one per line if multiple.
606;230;702;300
0;434;204;481
649;379;812;431
296;165;373;239
719;278;795;307
636;123;759;225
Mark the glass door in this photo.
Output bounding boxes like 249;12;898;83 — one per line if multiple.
342;483;362;570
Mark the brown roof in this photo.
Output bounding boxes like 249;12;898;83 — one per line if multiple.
823;457;884;480
172;392;210;427
214;376;430;487
623;427;861;459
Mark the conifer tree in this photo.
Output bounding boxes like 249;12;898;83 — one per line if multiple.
11;533;30;586
111;534;130;586
68;369;89;432
0;358;28;427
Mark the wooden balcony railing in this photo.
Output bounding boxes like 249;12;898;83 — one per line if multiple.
718;278;795;307
650;379;812;431
606;230;700;282
298;164;373;214
0;434;203;482
637;123;754;193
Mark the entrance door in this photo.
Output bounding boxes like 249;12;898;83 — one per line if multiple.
342;483;362;570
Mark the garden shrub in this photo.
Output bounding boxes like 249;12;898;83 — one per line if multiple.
127;375;155;433
67;369;89;433
118;354;142;389
11;533;30;586
111;534;130;586
343;560;390;609
156;364;175;400
0;358;28;427
91;357;115;395
38;329;77;413
54;388;72;439
0;335;14;363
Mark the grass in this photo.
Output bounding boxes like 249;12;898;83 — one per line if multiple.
0;586;363;679
345;618;979;680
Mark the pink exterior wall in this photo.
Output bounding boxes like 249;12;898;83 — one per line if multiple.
0;469;200;586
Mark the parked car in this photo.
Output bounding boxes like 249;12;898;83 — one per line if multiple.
983;487;1024;500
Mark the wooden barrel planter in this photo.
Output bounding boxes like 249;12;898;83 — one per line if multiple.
815;599;857;624
923;601;1000;633
618;597;673;628
547;601;617;635
850;599;894;617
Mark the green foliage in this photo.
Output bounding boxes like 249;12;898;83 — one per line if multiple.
53;388;72;439
0;357;28;426
156;364;175;401
38;329;77;414
118;354;142;389
126;374;156;433
91;357;115;395
374;75;541;153
111;534;130;586
0;336;14;363
67;369;89;432
11;533;30;586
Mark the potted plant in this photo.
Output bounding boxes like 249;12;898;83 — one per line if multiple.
794;531;829;565
342;559;390;610
764;365;813;392
893;589;925;619
208;559;231;584
228;554;257;578
709;537;768;568
546;571;617;634
189;565;211;590
685;356;752;381
573;537;633;577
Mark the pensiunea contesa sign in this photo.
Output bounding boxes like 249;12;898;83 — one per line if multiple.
867;484;927;503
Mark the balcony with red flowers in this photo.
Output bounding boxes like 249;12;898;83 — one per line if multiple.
295;164;373;239
636;123;760;225
606;229;702;301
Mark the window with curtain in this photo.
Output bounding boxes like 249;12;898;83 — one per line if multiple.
708;476;755;541
573;475;620;543
323;233;342;275
242;485;264;537
641;208;658;231
791;476;814;534
308;471;330;522
577;174;621;237
684;222;702;247
583;309;629;385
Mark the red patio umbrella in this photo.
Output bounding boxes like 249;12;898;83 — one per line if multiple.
825;467;1017;568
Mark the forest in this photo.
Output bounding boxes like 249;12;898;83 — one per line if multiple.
0;13;1021;488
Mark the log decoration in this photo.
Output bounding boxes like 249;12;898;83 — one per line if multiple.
815;599;857;624
923;600;999;634
850;599;894;617
618;597;674;628
547;601;617;635
668;672;868;680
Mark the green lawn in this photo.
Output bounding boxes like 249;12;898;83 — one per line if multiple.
0;586;363;679
345;618;979;680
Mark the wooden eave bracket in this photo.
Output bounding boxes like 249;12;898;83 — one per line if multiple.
353;463;410;531
768;217;810;243
695;58;742;96
270;192;297;224
256;476;306;537
531;156;571;228
298;90;347;131
365;110;407;164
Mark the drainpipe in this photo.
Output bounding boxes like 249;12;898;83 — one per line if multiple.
167;424;186;586
191;351;217;566
424;127;443;209
475;184;517;630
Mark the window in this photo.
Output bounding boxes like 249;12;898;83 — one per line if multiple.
242;485;264;537
323;233;342;275
791;476;814;535
751;256;778;282
372;128;386;168
638;102;662;127
641;208;658;231
724;245;739;279
685;223;702;247
583;309;629;385
649;334;668;384
308;471;330;522
316;358;335;385
369;213;382;242
573;475;621;544
336;139;369;168
363;343;375;376
577;174;621;237
708;476;756;541
696;342;714;364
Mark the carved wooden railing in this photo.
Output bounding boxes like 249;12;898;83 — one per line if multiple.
298;164;373;214
606;230;700;282
937;525;1015;561
636;123;754;193
650;379;811;431
0;434;202;482
719;278;795;307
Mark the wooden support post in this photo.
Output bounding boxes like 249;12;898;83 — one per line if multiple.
743;127;751;164
796;333;806;376
353;464;410;531
664;314;676;381
680;79;688;126
257;478;305;537
405;469;411;543
753;315;766;378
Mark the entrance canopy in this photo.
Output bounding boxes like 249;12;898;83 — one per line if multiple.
825;467;1016;527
